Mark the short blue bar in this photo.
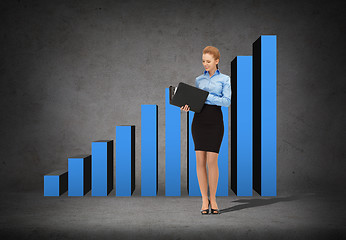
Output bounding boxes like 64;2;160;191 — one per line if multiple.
217;106;229;196
253;35;277;196
141;105;158;196
188;111;199;196
91;140;113;196
68;155;91;196
116;126;135;196
165;88;181;196
231;56;253;196
44;170;68;196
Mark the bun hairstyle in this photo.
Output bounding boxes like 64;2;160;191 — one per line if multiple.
203;46;220;69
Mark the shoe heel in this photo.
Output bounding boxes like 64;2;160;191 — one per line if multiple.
200;199;210;215
211;200;221;214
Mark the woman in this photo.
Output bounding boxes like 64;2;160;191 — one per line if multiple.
181;46;231;215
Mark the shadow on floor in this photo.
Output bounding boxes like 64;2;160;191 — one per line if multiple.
220;193;315;214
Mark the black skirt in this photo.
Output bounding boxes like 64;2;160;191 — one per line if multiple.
191;104;224;154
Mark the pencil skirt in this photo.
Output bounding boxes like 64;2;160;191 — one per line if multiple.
191;104;224;154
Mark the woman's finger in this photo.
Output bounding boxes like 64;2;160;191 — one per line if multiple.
180;105;190;112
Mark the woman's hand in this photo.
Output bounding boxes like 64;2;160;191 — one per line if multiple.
180;104;190;112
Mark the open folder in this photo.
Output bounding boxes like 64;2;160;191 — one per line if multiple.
169;82;209;113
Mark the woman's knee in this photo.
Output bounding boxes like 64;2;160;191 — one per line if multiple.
207;152;219;165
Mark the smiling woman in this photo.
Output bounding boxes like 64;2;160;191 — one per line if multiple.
181;46;232;215
202;46;220;70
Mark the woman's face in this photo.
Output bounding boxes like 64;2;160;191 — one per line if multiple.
202;53;219;72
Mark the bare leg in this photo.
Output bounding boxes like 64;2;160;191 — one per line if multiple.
196;150;209;212
207;151;219;211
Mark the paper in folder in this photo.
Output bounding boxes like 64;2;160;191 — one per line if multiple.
169;82;209;113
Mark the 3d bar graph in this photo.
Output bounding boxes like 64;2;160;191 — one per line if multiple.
116;126;135;196
44;170;68;196
231;56;253;196
217;106;229;196
141;105;158;196
186;113;190;194
68;155;91;196
43;35;277;198
165;88;181;196
187;111;199;196
253;35;277;196
92;140;114;196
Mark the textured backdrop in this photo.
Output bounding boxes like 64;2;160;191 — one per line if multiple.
1;0;345;195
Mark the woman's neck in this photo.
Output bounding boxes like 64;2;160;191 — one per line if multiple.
208;68;217;77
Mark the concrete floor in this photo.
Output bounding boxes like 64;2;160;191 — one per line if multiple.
0;189;345;240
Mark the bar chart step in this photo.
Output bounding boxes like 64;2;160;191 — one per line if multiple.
44;169;68;196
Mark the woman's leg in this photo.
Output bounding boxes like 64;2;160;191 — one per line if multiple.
196;150;208;210
207;151;219;210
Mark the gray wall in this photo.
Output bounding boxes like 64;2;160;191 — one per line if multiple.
1;0;345;194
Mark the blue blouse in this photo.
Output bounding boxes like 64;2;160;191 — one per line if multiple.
195;69;231;107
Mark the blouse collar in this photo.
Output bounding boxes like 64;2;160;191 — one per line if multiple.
204;69;220;76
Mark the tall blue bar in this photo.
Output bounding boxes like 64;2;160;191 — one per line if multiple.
217;106;229;196
68;155;91;196
165;88;180;196
187;111;199;196
231;56;253;196
253;35;277;196
44;170;68;196
91;140;113;196
116;125;135;196
141;105;158;196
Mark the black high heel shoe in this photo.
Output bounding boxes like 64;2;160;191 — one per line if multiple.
200;199;210;215
211;208;221;214
211;201;221;214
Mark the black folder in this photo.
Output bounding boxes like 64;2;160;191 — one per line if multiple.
169;82;209;113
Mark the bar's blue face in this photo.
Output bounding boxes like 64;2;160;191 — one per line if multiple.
141;105;158;196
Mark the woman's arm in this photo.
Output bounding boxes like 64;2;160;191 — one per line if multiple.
206;76;231;107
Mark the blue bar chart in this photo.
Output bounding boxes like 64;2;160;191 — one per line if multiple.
231;56;253;196
165;88;181;196
116;126;135;196
43;35;277;198
187;111;198;196
253;35;277;196
217;106;229;196
44;170;68;196
141;105;158;196
68;155;91;196
92;140;113;196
